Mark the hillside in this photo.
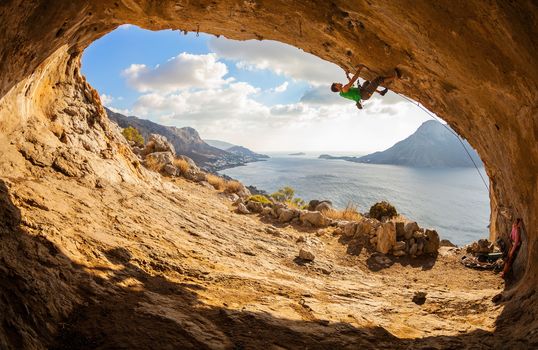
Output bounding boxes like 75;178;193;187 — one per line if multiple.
106;108;264;170
204;139;236;150
357;121;483;167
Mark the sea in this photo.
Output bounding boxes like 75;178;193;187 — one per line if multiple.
220;153;490;246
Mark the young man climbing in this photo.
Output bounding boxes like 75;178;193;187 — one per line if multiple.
500;218;523;279
331;64;400;109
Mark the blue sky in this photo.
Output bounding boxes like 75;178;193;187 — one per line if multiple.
82;25;431;153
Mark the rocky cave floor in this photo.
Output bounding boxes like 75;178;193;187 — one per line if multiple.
1;172;523;349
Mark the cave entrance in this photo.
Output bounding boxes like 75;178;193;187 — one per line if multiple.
82;25;490;246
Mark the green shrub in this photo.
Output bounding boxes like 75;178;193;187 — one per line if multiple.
248;195;272;205
369;201;398;220
122;126;144;146
270;186;295;203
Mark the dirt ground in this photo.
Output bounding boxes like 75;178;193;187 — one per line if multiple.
0;172;515;349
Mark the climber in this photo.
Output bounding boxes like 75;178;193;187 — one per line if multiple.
331;64;400;109
500;218;522;279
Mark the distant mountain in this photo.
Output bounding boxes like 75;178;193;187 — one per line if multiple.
289;152;306;156
227;145;269;160
204;140;269;160
355;120;483;167
106;108;266;171
204;139;236;150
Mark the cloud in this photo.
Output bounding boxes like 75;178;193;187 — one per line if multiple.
100;93;113;105
208;38;343;85
271;81;288;93
300;86;347;106
122;53;229;93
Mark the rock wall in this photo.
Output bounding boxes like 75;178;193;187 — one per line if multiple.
0;0;537;345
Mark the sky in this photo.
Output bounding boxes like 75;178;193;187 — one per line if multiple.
82;25;433;153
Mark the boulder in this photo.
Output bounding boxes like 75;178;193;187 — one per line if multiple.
143;134;175;156
261;207;273;216
235;184;251;199
424;229;440;254
343;222;357;238
409;242;418;256
299;248;315;261
278;208;296;223
228;193;240;202
356;219;374;236
300;211;328;227
246;201;264;213
183;169;207;182
376;222;396;254
307;199;332;211
177;154;199;171
162;164;179;176
236;203;250;214
404;222;419;240
144;151;174;168
393;241;406;251
315;201;332;212
198;181;214;189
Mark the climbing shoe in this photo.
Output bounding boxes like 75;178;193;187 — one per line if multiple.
380;88;388;96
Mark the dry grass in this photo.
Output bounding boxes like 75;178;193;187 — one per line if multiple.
173;158;190;174
144;157;164;172
224;180;242;194
207;174;226;190
322;203;362;221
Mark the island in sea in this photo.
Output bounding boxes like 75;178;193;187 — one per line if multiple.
289;152;306;156
319;120;482;168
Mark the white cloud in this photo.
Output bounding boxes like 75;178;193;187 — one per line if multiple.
122;53;229;93
108;106;131;115
209;38;343;85
271;81;288;93
100;93;113;105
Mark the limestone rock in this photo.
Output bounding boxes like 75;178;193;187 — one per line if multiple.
246;201;264;213
177;154;199;171
278;208;296;223
162;164;179;177
143;134;175;156
404;222;419;240
261;207;272;216
356;219;374;237
376;222;396;254
307;200;332;211
393;241;406;251
144;151;174;169
424;229;440;254
299;248;315;261
314;201;332;212
236;203;250;214
393;249;406;257
300;211;328;227
343;222;357;238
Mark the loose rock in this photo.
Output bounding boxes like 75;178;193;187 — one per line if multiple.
299;248;315;261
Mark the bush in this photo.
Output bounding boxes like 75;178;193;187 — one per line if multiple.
248;195;272;205
322;202;362;221
270;186;295;203
369;201;397;220
207;174;226;190
144;157;163;172
122;126;144;147
224;180;242;194
173;158;190;174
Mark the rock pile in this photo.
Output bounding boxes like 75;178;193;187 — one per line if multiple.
337;217;440;258
236;196;441;257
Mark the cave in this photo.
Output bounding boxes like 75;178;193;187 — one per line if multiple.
0;1;536;349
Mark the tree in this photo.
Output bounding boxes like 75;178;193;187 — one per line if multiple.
122;126;144;147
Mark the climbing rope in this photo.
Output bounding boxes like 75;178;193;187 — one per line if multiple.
395;92;490;192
